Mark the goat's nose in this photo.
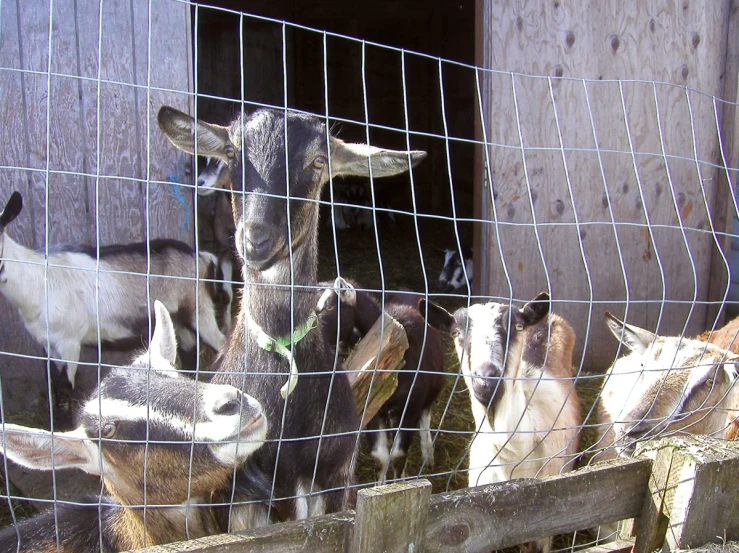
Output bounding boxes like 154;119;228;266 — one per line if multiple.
474;362;501;381
244;223;272;251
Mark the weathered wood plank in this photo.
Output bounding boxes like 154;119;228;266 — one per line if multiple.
351;480;432;553
344;312;406;427
425;458;651;553
705;0;739;329
576;539;635;553
480;1;734;369
634;436;739;552
125;511;353;553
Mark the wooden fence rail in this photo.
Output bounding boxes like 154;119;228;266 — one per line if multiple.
129;437;739;553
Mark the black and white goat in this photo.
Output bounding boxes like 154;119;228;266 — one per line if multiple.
0;192;230;394
438;246;473;293
317;278;445;483
0;192;231;389
594;313;739;461
421;293;581;553
0;301;267;553
158;105;425;524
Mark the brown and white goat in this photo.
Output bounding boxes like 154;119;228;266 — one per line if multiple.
317;278;445;483
421;293;581;553
0;301;267;553
697;316;739;439
158;105;425;525
594;313;739;460
0;192;230;393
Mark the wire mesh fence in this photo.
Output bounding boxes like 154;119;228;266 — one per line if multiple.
0;0;737;552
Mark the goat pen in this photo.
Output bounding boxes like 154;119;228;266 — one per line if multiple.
0;1;738;552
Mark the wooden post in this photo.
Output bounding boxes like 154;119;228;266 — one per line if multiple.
351;479;432;553
632;436;739;553
344;312;407;427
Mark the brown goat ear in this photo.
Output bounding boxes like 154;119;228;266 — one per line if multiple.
520;292;550;325
157;106;232;162
0;191;23;230
605;311;655;353
419;299;455;334
329;137;426;179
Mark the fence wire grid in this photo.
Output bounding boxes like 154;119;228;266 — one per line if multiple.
0;1;738;552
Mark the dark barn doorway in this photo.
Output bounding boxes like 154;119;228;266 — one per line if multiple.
192;1;476;292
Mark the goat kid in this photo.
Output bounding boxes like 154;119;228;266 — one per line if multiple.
438;246;473;293
421;293;581;553
317;278;445;483
157;105;425;524
0;301;267;553
595;313;739;460
0;192;229;393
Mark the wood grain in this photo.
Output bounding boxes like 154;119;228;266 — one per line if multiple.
480;1;735;369
351;479;432;553
344;312;407;427
425;458;651;553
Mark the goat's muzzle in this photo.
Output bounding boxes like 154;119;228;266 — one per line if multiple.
237;221;280;270
471;363;505;408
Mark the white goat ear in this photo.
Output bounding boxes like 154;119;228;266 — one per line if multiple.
605;312;655;353
335;277;356;306
329;138;426;179
0;425;100;475
157;106;233;162
149;300;179;368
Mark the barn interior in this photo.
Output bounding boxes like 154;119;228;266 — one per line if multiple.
193;0;477;293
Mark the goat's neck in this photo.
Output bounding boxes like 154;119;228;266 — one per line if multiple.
241;233;318;337
106;498;218;550
0;235;46;318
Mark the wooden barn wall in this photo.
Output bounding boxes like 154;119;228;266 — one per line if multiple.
478;0;738;369
0;0;193;418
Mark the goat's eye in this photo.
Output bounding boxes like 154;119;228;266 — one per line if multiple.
704;378;714;388
224;145;235;159
101;422;117;439
313;156;327;169
450;328;461;338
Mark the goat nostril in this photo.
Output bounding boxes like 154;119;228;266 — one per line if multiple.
245;225;270;248
213;397;241;417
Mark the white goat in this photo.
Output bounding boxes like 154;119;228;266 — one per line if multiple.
0;191;229;391
595;312;739;461
0;301;267;553
421;292;581;553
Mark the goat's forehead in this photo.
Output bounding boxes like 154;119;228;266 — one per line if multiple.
238;110;326;154
92;372;200;415
465;302;509;329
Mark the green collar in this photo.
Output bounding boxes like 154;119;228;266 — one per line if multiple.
248;311;319;398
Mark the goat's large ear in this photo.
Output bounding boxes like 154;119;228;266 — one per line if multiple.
0;191;23;230
419;299;456;334
157;106;233;162
148;300;179;368
329;138;426;179
520;292;550;326
0;425;101;475
605;312;655;353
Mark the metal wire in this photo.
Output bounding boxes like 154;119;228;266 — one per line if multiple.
0;3;737;553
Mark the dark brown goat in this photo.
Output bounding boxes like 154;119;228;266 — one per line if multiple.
317;278;445;483
158;105;425;524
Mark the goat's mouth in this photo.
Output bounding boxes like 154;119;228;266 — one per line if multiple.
238;412;267;441
471;379;504;409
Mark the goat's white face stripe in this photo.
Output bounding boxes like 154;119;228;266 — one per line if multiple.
464;303;508;376
84;392;252;443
